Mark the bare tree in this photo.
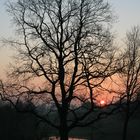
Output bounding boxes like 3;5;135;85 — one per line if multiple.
0;0;120;140
118;26;140;140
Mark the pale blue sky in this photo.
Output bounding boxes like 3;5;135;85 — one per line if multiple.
0;0;140;38
0;0;140;78
109;0;140;38
0;0;12;38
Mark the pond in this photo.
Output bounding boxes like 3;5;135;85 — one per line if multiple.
48;136;87;140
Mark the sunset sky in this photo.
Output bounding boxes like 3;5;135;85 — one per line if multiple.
0;0;140;78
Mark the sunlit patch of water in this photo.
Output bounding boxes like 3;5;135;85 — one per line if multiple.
48;136;87;140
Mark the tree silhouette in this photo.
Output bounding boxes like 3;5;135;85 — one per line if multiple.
118;26;140;140
0;0;121;140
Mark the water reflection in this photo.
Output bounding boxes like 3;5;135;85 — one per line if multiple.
49;136;87;140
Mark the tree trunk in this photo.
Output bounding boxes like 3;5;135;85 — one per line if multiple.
122;116;129;140
59;106;69;140
59;129;69;140
122;103;130;140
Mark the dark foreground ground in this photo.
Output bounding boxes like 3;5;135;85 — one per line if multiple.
0;102;140;140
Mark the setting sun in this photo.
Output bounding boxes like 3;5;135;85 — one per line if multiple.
100;100;106;106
